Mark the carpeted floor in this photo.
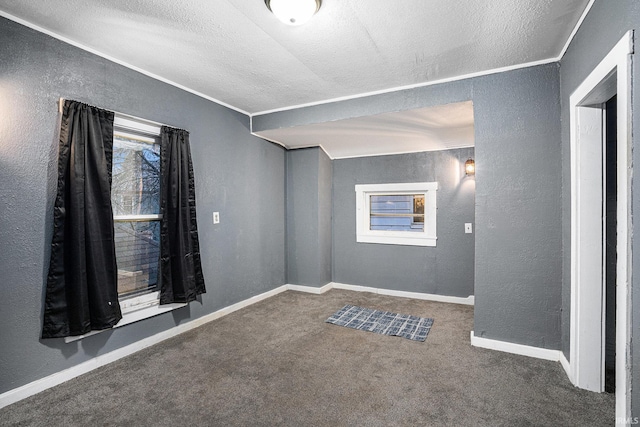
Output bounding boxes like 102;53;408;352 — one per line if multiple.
0;290;614;426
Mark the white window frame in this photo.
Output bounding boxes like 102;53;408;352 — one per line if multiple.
355;182;438;247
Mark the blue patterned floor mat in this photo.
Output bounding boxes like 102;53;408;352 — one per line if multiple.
325;304;434;342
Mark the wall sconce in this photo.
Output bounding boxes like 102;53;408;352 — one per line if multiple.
265;0;321;26
465;158;475;176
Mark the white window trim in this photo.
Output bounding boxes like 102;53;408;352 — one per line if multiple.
114;115;162;136
113;214;162;222
355;182;438;247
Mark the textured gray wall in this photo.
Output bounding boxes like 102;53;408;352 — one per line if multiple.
318;148;332;286
332;149;475;296
472;64;562;349
0;17;285;394
258;63;563;350
558;0;640;414
286;147;332;287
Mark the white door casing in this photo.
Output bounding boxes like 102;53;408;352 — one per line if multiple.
569;31;633;421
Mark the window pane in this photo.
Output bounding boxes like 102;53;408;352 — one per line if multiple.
370;194;425;232
115;221;160;299
413;195;424;223
112;135;160;216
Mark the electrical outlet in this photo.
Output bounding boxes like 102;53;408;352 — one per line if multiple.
465;223;472;234
213;212;220;224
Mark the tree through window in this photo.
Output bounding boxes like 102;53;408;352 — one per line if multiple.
112;132;161;299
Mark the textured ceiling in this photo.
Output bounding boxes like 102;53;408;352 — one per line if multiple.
0;0;590;115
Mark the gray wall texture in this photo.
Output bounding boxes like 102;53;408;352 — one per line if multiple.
317;148;332;286
0;17;286;394
286;147;332;287
332;149;475;296
558;0;640;415
259;64;563;351
472;64;562;350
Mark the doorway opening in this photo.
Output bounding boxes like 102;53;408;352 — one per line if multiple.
569;31;632;421
604;95;617;394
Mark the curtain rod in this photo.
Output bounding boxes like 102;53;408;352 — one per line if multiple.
58;97;183;131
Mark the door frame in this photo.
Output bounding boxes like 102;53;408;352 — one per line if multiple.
569;31;633;420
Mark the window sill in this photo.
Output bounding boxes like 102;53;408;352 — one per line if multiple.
357;234;437;247
64;297;187;343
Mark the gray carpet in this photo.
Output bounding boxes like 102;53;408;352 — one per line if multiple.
0;290;614;426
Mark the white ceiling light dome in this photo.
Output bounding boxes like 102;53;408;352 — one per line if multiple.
265;0;321;26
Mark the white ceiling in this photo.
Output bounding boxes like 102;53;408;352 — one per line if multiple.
256;101;475;159
0;0;591;158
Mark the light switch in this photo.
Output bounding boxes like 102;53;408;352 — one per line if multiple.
213;212;220;224
465;223;473;234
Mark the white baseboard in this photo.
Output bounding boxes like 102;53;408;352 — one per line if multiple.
559;351;573;382
1;282;472;410
285;283;333;294
0;285;289;410
285;282;474;305
470;331;562;362
331;282;475;305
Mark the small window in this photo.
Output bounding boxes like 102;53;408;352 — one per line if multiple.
356;182;437;246
370;194;425;231
112;116;162;308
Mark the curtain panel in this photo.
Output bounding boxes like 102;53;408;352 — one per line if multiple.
42;100;122;338
159;126;206;304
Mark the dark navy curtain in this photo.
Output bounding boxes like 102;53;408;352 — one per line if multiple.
159;126;206;304
42;100;122;338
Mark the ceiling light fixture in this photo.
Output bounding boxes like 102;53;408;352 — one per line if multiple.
265;0;321;26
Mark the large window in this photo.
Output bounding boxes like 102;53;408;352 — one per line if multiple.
52;103;203;342
112;116;162;310
356;182;437;246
